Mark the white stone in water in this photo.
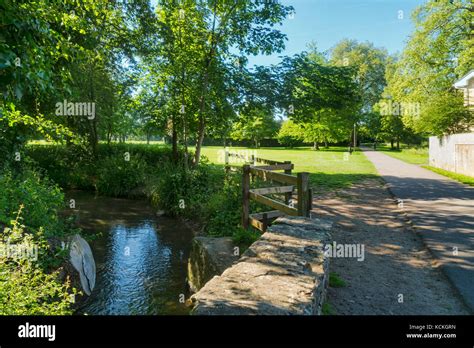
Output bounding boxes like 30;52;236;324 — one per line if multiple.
69;234;96;295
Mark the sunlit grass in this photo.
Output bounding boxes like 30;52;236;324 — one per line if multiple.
375;145;428;165
423;166;474;187
200;146;378;192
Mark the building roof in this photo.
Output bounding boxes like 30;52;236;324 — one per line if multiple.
453;70;474;88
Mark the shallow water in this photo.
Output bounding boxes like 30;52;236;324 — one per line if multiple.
67;191;193;315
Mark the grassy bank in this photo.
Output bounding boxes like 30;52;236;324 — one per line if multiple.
423;166;474;186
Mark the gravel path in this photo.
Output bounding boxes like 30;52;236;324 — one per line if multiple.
314;179;470;315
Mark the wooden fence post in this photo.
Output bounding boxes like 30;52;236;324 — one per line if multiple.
297;172;310;217
262;212;268;232
242;164;250;229
307;188;313;216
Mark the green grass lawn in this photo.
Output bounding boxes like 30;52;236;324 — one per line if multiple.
423;166;474;187
375;145;429;165
201;146;378;192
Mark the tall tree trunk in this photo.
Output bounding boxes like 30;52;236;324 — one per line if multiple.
313;141;319;150
391;139;394;149
396;138;400;150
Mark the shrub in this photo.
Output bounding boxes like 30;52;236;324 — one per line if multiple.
0;168;66;239
150;160;223;217
95;154;149;197
26;144;95;190
204;172;242;236
0;207;76;315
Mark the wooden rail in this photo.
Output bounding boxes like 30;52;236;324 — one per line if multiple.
225;150;312;233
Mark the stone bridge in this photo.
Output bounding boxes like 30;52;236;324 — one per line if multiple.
188;216;333;315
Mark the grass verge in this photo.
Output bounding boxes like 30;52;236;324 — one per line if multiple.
423;166;474;186
376;145;428;165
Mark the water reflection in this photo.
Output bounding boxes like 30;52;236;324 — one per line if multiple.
68;192;193;315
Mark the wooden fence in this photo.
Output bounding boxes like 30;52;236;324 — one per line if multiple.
224;150;312;232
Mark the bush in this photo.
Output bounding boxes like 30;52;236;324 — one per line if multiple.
200;169;263;250
150;160;223;217
0;168;66;239
26;143;179;193
26;144;96;190
204;172;242;236
96;154;149;197
0;207;76;315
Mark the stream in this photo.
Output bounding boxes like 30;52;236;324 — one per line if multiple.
66;191;193;315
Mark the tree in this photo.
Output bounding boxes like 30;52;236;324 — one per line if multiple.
276;52;361;148
139;0;292;166
277;120;302;148
231;107;279;148
384;0;474;136
330;39;391;144
0;0;155;160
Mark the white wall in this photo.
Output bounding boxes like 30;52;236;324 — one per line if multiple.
429;132;474;176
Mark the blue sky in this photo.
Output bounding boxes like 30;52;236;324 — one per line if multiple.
248;0;426;67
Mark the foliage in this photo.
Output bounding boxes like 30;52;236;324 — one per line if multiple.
203;172;242;236
276;51;361;145
329;40;399;145
277;120;302;147
322;301;335;315
150;160;223;218
330;40;390;113
96;155;149;197
0;206;76;315
0;0;154;156
329;272;346;288
413;92;473;136
424;166;474;187
384;0;474;135
230;107;280;148
26;143;178;191
0;168;66;240
202;169;263;250
231;227;260;252
25;144;95;189
140;0;293;165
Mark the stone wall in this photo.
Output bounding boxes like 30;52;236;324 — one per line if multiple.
187;237;239;293
190;216;332;315
429;133;474;176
